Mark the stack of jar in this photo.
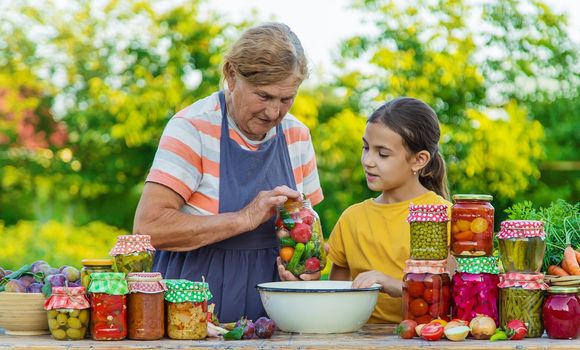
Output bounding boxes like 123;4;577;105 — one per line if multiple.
403;204;451;323
497;220;547;338
450;195;499;324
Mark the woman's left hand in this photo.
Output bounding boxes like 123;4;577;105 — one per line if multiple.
277;257;321;281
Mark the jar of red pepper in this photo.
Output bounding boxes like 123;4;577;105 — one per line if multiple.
88;272;129;340
127;272;167;340
402;259;451;324
451;256;500;324
543;286;580;339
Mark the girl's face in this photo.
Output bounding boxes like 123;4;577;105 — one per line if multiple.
361;122;417;192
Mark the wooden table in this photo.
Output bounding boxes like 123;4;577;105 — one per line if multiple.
1;324;580;349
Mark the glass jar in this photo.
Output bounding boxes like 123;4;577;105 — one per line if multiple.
127;272;167;340
109;234;155;274
543;286;580;339
164;279;212;340
275;197;326;276
498;220;546;273
44;286;91;340
88;272;129;340
407;204;449;260
451;194;494;257
80;259;114;290
451;257;500;324
498;273;547;338
402;259;451;324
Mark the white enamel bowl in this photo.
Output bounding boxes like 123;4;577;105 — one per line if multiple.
256;280;380;334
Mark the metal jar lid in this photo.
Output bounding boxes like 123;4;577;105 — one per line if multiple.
547;286;579;294
452;194;493;201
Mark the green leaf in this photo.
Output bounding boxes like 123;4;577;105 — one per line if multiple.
223;326;244;340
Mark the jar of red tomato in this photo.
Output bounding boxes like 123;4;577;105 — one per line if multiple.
543;286;580;339
164;279;212;340
127;272;167;340
402;259;451;324
451;194;494;257
451;256;500;324
88;272;129;340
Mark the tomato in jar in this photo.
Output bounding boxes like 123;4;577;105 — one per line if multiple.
451;194;494;257
402;260;451;323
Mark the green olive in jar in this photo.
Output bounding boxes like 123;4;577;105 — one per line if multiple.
52;329;67;340
78;309;89;324
48;310;59;319
56;313;68;326
66;327;84;340
48;319;59;330
67;317;82;329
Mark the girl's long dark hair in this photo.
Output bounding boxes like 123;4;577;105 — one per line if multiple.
368;97;450;200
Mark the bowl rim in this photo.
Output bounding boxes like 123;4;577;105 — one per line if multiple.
256;281;381;293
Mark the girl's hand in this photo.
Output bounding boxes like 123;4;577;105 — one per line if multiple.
277;257;321;281
352;270;402;297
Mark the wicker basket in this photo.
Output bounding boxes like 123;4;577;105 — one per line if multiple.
0;292;49;335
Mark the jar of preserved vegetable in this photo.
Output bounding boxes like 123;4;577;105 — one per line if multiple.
276;196;326;276
543;286;580;339
109;234;155;274
402;259;451;324
44;286;90;340
127;272;167;340
451;256;500;324
88;272;129;340
164;279;212;340
407;204;449;260
498;273;547;338
498;220;546;273
80;259;114;290
451;194;494;257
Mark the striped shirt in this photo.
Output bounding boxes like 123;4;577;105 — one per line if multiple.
146;91;324;216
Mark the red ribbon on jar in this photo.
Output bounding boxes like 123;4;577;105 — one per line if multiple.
406;204;449;223
404;259;448;274
498;273;548;290
44;286;90;310
497;220;545;239
109;234;156;255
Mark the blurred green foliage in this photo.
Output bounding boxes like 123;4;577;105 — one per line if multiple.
0;0;578;268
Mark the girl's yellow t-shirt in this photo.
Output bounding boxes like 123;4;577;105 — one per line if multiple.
327;191;451;324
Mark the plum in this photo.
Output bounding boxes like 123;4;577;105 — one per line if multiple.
4;280;26;293
67;281;81;288
48;273;67;287
61;266;80;282
31;260;50;274
27;282;43;293
254;317;276;339
235;317;256;339
18;275;35;288
46;268;60;276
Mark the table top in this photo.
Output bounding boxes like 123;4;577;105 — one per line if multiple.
1;324;580;349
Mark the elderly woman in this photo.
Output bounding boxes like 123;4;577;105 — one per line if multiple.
133;23;323;322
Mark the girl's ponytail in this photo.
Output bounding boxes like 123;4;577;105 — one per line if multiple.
419;152;449;200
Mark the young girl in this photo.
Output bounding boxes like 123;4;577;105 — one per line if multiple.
327;97;452;324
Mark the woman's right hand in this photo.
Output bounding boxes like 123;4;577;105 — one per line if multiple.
240;185;300;231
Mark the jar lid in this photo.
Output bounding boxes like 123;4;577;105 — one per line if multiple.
406;204;449;223
452;194;493;201
498;272;548;290
109;234;156;256
548;286;579;294
127;272;167;294
81;258;114;267
456;256;499;274
44;286;90;310
404;259;448;274
164;279;213;303
88;272;129;295
497;220;545;239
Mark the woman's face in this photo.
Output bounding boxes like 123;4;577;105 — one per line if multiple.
226;72;301;141
361;122;417;192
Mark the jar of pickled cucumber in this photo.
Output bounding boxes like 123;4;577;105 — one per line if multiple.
451;194;494;257
109;234;155;274
402;259;451;324
44;286;90;340
498;220;546;273
164;279;212;340
276;196;326;276
80;259;114;290
407;204;449;260
451;257;500;324
498;273;547;338
88;272;129;340
543;286;580;339
127;272;167;340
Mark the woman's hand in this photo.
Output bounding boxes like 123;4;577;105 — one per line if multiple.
352;270;402;297
277;257;321;281
240;185;301;231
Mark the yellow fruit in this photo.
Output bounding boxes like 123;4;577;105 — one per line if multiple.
470;217;489;234
456;220;471;232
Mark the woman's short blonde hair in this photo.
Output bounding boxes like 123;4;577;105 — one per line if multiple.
222;22;309;86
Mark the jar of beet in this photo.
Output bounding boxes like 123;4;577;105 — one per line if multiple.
451;194;494;257
402;259;451;324
88;272;129;340
543;286;580;339
127;272;167;340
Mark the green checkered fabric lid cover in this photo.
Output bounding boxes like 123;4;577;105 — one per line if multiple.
88;272;129;295
456;256;500;274
164;279;212;303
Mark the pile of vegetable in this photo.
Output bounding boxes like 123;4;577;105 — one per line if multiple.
505;199;580;273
